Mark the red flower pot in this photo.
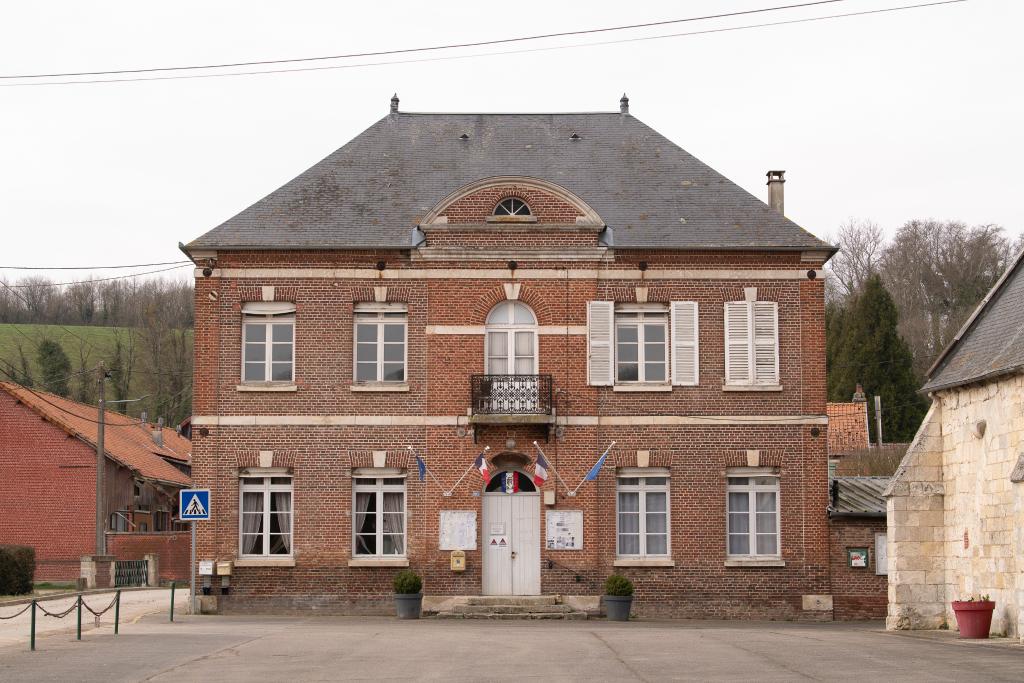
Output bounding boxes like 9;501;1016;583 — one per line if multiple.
951;601;995;639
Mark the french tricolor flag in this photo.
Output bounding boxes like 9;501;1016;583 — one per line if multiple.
533;451;549;487
474;452;491;484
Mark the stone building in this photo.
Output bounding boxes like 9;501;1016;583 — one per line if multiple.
181;96;839;618
885;248;1024;639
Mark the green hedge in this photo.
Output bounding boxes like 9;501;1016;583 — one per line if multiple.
0;545;36;595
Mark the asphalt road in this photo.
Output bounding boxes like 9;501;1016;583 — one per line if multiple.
1;615;1022;682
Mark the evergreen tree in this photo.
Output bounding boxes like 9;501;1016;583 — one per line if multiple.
37;339;72;397
827;275;927;442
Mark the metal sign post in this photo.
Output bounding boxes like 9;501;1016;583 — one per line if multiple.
178;488;211;617
190;522;196;614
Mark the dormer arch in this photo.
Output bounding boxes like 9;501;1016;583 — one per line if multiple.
420;176;604;227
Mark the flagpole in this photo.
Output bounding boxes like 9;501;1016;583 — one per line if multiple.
447;446;490;496
406;446;449;495
532;441;572;495
571;440;616;496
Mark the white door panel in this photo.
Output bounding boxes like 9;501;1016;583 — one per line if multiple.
512;494;541;595
482;495;512;595
482;487;540;596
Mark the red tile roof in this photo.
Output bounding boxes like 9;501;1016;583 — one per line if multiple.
0;382;191;487
826;402;870;457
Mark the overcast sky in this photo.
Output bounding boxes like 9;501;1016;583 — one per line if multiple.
1;0;1020;283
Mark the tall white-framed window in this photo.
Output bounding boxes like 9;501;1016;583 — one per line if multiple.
616;470;670;557
724;300;778;386
354;303;407;383
353;474;407;557
615;308;668;384
726;472;780;558
242;302;296;383
485;301;537;375
240;475;293;557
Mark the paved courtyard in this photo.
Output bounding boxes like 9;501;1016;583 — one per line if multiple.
1;613;1022;682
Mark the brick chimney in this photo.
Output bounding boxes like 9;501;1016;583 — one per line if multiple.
152;417;165;448
766;170;785;214
852;383;866;402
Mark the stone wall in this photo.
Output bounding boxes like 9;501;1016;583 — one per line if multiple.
886;373;1024;640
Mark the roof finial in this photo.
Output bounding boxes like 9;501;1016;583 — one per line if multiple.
619;93;629;114
390;93;399;114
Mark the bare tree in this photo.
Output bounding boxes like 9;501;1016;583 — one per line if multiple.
880;220;1017;376
825;218;885;302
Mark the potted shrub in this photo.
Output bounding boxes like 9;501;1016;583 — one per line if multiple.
951;594;995;639
604;574;634;621
393;569;423;619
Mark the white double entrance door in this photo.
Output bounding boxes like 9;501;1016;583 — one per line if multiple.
482;490;541;595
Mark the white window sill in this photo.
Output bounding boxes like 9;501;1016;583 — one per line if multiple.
348;557;410;568
234;557;296;568
485;215;538;224
613;557;675;567
724;557;785;567
236;383;298;392
722;384;783;392
612;384;673;392
349;383;410;393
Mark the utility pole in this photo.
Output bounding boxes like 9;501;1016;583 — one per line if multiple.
874;395;883;447
96;362;107;556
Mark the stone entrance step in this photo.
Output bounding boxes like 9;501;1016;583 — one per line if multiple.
465;595;559;607
432;595;588;620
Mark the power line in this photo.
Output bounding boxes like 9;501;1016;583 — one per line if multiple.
0;365;192;427
2;264;191;287
0;279;105;356
0;1;968;88
0;260;191;271
0;1;852;80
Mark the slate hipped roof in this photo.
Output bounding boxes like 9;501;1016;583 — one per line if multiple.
0;382;191;487
922;248;1024;393
185;109;833;252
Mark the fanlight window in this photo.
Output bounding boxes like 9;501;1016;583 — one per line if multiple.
494;197;531;216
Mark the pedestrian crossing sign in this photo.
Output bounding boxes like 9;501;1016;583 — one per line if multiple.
179;489;211;521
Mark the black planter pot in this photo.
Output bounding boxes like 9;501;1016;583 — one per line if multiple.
394;593;423;619
604;595;633;621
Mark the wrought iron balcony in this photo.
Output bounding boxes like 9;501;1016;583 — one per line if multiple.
470;374;554;424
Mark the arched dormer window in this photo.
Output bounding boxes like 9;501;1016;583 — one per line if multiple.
485;301;537;375
493;197;531;217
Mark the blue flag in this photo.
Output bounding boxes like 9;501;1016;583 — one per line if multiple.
415;455;426;482
584;451;608;481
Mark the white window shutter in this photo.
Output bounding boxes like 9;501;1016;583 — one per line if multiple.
670;301;699;386
587;301;614;386
724;302;751;384
752;301;779;385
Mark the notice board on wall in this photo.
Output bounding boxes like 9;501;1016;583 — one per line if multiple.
439;511;477;550
546;510;583;550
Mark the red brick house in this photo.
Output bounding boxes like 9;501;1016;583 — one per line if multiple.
0;382;192;582
182;96;839;618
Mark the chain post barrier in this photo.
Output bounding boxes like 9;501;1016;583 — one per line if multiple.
114;590;121;634
76;595;82;641
30;600;36;651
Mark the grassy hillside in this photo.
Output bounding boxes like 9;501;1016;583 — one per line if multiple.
0;323;128;380
0;323;192;421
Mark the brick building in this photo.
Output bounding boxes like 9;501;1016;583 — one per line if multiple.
0;382;192;582
828;476;889;620
182;96;839;618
